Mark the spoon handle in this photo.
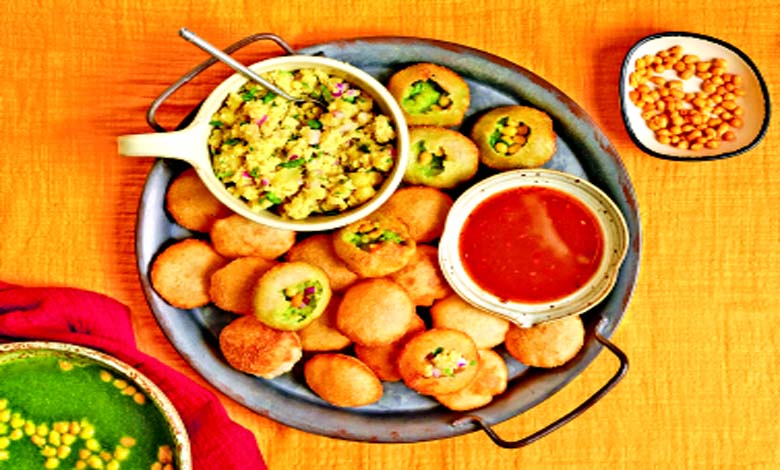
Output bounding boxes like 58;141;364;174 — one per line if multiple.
179;27;297;102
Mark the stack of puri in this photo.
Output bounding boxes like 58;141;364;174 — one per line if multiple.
149;62;583;412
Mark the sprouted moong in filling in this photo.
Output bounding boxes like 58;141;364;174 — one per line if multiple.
207;68;397;220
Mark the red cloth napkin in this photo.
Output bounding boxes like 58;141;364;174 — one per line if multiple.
0;281;267;470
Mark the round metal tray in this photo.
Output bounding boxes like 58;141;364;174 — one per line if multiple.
134;35;640;445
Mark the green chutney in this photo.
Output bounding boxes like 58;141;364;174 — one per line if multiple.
0;352;177;469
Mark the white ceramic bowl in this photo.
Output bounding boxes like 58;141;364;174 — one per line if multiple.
118;55;410;231
620;31;770;161
438;169;629;327
0;341;192;469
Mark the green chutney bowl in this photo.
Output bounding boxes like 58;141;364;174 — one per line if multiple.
0;341;191;470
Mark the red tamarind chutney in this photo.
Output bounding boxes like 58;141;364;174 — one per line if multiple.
458;186;604;303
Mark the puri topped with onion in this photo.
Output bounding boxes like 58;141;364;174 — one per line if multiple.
253;261;332;331
208;68;398;220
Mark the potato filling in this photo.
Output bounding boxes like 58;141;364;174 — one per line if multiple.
345;221;406;252
208;68;397;220
281;281;323;320
414;140;446;177
423;346;474;378
402;80;452;114
489;116;530;155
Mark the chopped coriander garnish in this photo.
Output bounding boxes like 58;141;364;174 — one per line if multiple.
379;230;404;243
262;92;277;104
320;85;333;103
279;158;305;168
209;120;223;128
241;88;258;102
223;138;241;146
265;192;282;204
307;119;323;129
489;117;509;148
422;154;445;177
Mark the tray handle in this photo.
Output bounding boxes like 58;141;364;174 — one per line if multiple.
146;33;296;132
451;317;629;448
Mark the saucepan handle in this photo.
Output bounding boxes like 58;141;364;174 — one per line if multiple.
146;32;297;132
451;317;629;448
116;126;205;165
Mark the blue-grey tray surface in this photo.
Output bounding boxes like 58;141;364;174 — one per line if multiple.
135;36;641;442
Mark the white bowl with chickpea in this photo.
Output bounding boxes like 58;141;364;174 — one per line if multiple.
620;31;770;161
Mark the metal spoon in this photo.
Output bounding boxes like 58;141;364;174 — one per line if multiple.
179;27;326;108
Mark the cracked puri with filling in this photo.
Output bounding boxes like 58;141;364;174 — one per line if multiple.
387;63;470;127
252;261;332;331
404;126;479;189
332;213;416;277
470;105;557;170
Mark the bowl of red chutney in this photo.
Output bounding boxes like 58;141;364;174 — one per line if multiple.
438;169;629;327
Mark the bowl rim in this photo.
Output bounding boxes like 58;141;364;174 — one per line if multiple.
618;30;771;162
438;168;629;327
0;341;192;470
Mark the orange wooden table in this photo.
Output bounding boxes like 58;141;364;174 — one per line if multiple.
2;1;778;468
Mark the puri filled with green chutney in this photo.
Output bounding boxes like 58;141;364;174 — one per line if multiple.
0;351;178;470
207;68;398;220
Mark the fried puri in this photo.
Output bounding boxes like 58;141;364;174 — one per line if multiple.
471;105;557;170
387;63;470;127
332;214;416;277
389;245;451;307
286;233;359;292
405;126;479;189
304;353;383;407
504;314;585;368
210;214;296;259
165;168;232;232
434;349;508;411
336;278;415;346
297;294;352;352
218;315;302;379
354;313;426;381
209;256;277;314
398;328;479;395
377;186;453;242
253;261;332;331
150;238;228;309
430;294;510;349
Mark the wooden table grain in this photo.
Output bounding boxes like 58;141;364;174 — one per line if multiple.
1;1;778;468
